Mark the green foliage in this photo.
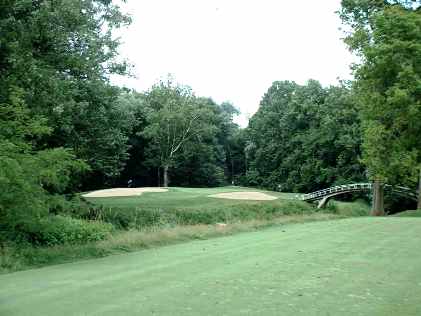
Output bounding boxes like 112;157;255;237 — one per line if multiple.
0;0;133;245
18;215;113;246
328;199;371;216
0;0;133;185
167;99;245;187
214;102;245;184
118;82;244;187
113;91;156;186
142;79;218;186
0;89;87;243
246;80;365;192
340;1;421;187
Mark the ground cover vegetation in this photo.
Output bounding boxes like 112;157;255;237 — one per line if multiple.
0;0;420;272
2;218;421;316
2;187;366;273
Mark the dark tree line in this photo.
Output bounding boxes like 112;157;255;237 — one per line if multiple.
114;82;245;188
245;80;365;192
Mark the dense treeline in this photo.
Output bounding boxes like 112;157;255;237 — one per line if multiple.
339;0;421;211
0;0;245;245
340;0;421;189
1;0;420;248
114;82;245;188
246;80;365;192
245;0;421;202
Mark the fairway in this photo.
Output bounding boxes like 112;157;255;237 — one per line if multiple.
1;218;421;316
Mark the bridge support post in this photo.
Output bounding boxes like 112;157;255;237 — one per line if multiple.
418;169;421;210
371;180;384;216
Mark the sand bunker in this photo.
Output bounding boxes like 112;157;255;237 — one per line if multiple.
82;187;168;198
208;191;278;201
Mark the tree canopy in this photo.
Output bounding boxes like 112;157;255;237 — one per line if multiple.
340;0;421;187
246;80;364;192
0;0;133;187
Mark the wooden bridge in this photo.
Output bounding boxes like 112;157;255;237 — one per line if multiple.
301;182;418;209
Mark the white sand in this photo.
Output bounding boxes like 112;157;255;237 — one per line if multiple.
82;187;168;198
208;191;278;201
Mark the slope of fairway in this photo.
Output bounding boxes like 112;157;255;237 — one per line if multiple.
1;218;421;316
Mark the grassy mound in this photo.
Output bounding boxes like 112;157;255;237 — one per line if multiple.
393;209;421;217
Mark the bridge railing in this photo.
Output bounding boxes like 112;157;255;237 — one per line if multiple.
301;183;372;201
386;185;418;198
300;183;418;202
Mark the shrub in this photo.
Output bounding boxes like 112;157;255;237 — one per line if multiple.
327;199;370;217
19;215;113;246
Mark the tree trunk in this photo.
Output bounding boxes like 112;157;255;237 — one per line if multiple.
371;180;385;216
417;168;421;210
157;167;161;187
163;165;169;187
0;240;4;268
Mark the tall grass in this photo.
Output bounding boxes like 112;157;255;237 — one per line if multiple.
82;200;316;230
1;190;370;274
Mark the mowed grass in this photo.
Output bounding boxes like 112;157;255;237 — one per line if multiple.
2;217;421;316
85;186;298;209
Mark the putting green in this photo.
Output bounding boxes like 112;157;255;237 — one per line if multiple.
1;218;421;315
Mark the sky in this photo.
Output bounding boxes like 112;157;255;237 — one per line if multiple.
111;0;357;126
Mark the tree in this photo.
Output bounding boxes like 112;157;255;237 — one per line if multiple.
0;0;134;245
143;80;215;187
0;88;86;245
214;102;244;184
339;0;421;210
0;0;132;187
247;80;364;192
115;91;154;187
114;89;244;188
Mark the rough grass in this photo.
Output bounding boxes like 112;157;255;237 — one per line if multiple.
85;200;316;230
1;187;370;274
0;213;341;274
2;218;421;316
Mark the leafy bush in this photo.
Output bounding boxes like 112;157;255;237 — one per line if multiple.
327;200;370;217
18;216;113;246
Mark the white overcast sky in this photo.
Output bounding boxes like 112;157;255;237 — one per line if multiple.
111;0;357;126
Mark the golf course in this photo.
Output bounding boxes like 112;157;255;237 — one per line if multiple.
1;217;421;316
2;1;421;315
83;186;296;208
